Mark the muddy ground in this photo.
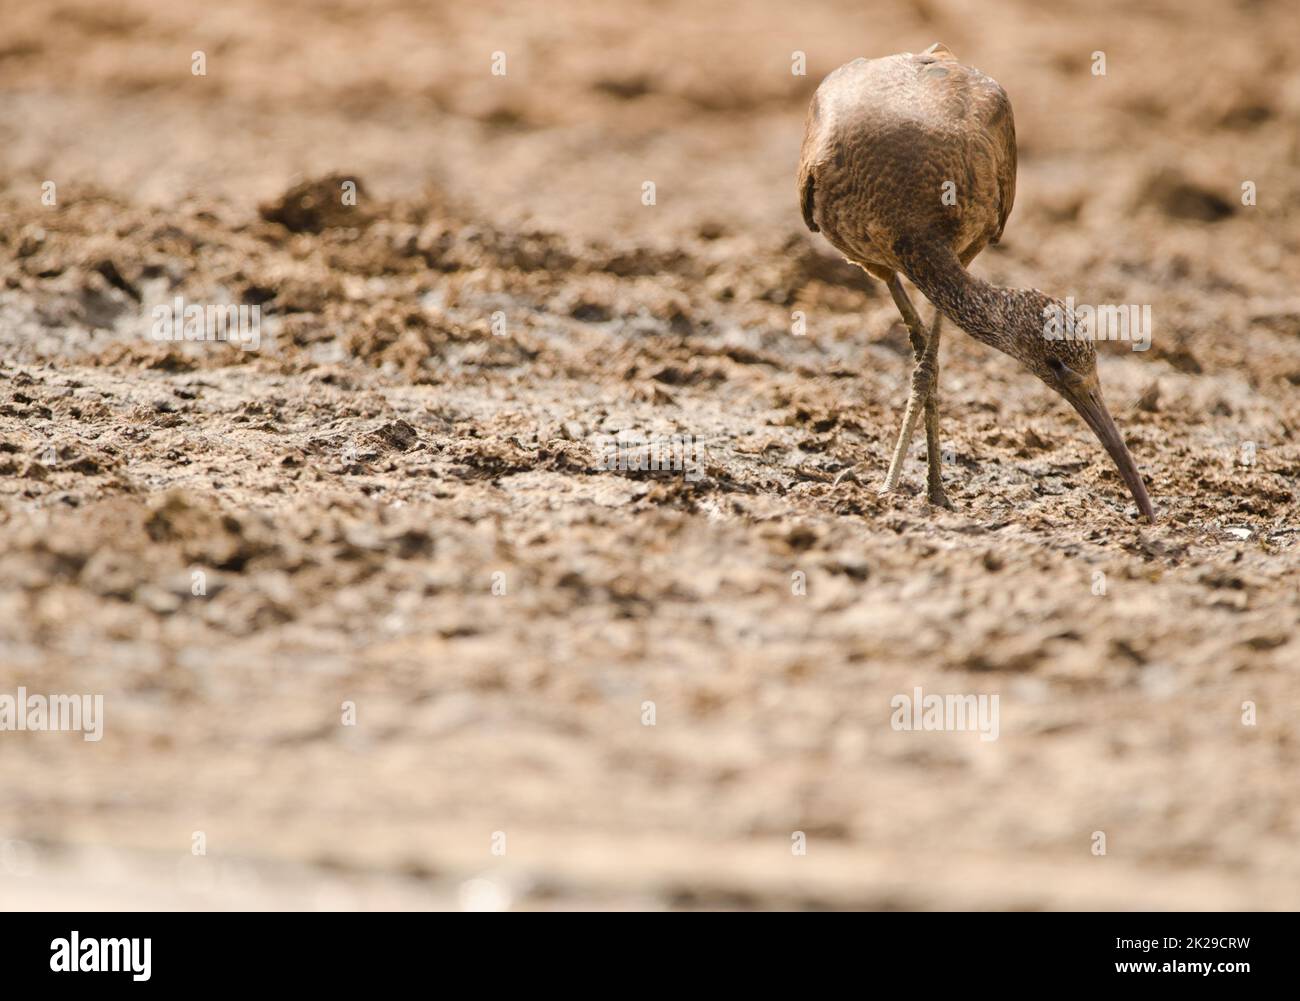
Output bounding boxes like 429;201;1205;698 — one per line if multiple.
0;0;1298;910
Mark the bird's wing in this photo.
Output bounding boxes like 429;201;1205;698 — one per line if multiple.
797;92;822;233
799;171;818;233
972;73;1017;243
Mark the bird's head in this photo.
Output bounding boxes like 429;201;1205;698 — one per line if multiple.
1012;294;1156;521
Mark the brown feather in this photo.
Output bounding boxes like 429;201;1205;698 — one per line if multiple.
797;45;1016;273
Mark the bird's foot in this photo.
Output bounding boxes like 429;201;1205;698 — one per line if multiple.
832;465;860;487
926;485;954;510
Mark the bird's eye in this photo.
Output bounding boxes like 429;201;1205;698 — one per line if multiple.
1046;357;1066;375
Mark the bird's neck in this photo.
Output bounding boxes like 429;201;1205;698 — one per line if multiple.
898;242;1046;366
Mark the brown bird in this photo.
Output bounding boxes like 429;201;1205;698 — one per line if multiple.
798;43;1155;520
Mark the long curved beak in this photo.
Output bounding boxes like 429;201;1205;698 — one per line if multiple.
1064;383;1156;521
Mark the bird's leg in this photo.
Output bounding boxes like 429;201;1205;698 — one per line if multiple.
886;273;929;360
920;314;952;508
879;274;937;495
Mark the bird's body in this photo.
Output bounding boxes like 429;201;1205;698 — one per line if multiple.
798;44;1156;520
799;45;1014;278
